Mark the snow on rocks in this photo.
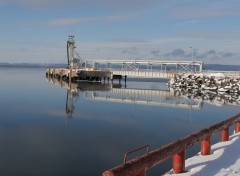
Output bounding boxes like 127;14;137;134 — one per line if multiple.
167;73;240;106
168;73;240;94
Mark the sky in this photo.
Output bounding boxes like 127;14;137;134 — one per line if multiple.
0;0;240;65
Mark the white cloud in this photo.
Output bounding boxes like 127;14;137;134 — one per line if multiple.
170;0;240;19
47;17;97;26
175;20;199;26
45;15;130;26
4;0;158;10
183;31;240;40
1;38;239;65
174;10;232;19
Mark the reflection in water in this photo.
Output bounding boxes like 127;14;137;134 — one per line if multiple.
85;88;202;109
65;82;112;118
46;77;204;119
171;87;240;107
47;76;240;120
66;89;77;119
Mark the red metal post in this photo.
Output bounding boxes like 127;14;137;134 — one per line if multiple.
172;150;185;173
221;127;229;141
201;136;211;155
235;122;240;133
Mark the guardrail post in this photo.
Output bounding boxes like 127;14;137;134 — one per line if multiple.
221;127;229;141
201;136;211;155
235;122;240;133
173;150;185;173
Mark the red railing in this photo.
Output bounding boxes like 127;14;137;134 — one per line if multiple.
102;112;240;176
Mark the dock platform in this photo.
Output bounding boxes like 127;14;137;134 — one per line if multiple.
46;68;124;82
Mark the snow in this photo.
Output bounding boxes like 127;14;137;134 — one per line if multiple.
207;73;226;78
165;132;240;176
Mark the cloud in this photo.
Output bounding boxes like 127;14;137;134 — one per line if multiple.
121;46;138;55
175;20;199;26
175;11;232;19
108;38;149;43
147;48;239;65
150;50;161;57
46;15;129;26
165;48;186;57
183;31;240;40
5;0;158;11
197;49;237;60
197;49;216;59
170;1;240;19
207;49;216;55
47;17;96;26
7;0;85;8
192;49;239;64
76;38;239;64
219;52;236;58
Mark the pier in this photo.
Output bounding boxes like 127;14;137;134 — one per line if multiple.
93;60;204;79
46;60;240;82
46;68;112;82
47;36;239;82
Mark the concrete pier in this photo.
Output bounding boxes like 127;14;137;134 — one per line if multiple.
46;68;113;82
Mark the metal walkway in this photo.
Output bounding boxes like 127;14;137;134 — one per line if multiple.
93;60;204;79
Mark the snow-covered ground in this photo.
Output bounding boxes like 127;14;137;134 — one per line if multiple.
165;132;240;176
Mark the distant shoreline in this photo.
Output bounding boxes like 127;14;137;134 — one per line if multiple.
0;63;67;68
0;63;239;71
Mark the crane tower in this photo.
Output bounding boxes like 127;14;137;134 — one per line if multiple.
67;35;76;69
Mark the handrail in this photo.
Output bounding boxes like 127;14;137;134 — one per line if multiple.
102;112;240;176
124;145;150;164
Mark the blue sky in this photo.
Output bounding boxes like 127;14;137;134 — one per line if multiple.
0;0;240;65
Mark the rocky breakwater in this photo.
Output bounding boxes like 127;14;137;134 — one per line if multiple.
167;73;240;107
168;73;240;94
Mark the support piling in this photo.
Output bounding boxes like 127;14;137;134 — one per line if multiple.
221;127;229;142
172;150;185;174
201;136;211;155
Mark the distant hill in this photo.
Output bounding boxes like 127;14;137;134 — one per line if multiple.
204;64;240;71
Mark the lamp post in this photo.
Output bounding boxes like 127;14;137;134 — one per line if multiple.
190;46;193;72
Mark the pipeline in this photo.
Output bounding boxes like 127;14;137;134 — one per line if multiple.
102;112;240;176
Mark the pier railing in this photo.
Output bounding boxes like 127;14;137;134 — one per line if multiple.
110;69;177;78
102;112;240;176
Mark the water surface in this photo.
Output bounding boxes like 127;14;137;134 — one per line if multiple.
0;68;239;176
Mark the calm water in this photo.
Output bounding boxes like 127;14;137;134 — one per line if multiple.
0;67;239;176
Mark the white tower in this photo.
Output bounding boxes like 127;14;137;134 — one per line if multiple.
67;35;75;69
